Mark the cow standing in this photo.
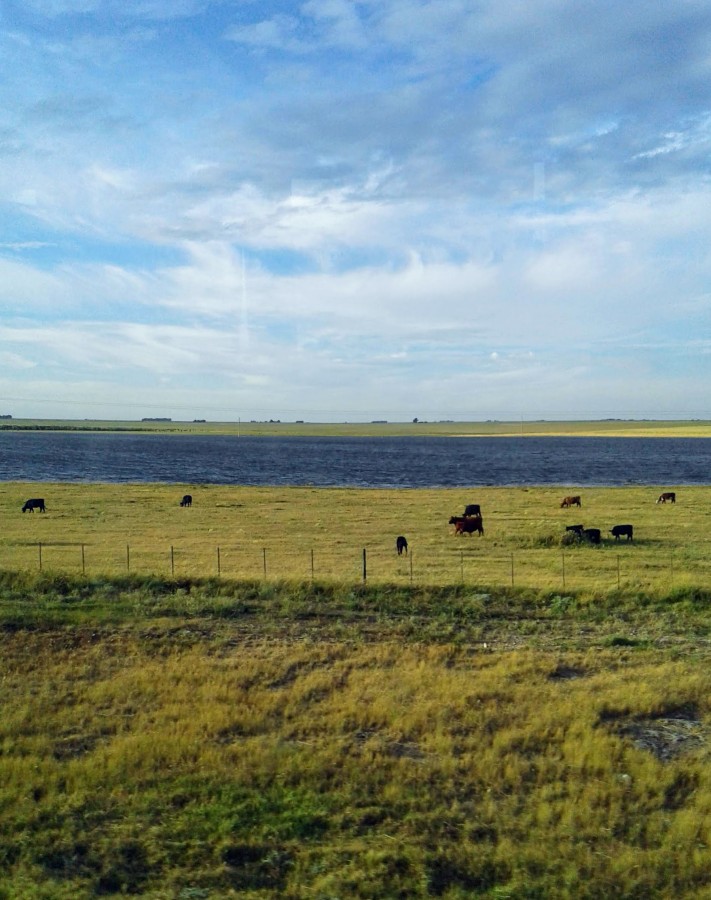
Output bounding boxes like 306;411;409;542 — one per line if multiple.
180;494;193;507
396;536;408;555
463;503;481;517
657;492;676;504
22;498;46;513
610;524;633;541
449;515;484;536
560;495;581;508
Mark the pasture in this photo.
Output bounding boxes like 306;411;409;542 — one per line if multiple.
1;482;709;595
4;416;711;437
1;484;711;897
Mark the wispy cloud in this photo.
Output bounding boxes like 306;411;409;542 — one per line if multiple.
1;0;711;419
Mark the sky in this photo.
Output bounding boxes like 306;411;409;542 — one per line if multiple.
1;0;711;422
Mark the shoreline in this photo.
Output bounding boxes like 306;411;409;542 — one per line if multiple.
2;418;711;438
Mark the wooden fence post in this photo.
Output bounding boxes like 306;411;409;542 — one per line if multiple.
126;544;130;573
170;545;174;576
217;546;221;576
38;541;42;571
81;543;85;575
561;550;565;589
263;547;267;579
362;548;367;583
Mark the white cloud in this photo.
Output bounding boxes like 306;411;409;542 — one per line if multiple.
1;1;711;418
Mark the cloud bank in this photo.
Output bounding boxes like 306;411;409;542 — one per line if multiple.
1;0;711;419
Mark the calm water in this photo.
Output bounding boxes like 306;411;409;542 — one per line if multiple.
0;432;709;487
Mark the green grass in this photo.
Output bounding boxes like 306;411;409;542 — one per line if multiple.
4;417;711;436
0;482;709;596
1;482;711;896
0;573;710;897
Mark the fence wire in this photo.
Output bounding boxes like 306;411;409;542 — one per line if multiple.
2;539;702;592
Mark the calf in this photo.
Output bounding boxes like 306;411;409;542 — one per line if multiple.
560;495;581;508
610;524;633;541
582;528;601;544
657;491;676;504
463;503;481;517
565;524;584;535
396;535;408;555
180;494;193;507
22;498;46;513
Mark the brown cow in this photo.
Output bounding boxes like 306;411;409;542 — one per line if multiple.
657;491;676;504
450;515;484;536
560;495;581;508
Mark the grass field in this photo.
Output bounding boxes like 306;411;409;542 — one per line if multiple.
1;572;710;898
4;417;711;437
0;482;708;595
1;484;711;897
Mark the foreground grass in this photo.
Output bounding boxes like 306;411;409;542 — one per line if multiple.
1;573;710;898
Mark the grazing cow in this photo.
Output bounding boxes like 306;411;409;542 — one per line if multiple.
560;495;581;508
582;528;601;544
610;524;633;541
180;494;193;507
396;535;408;555
22;498;45;513
565;524;584;535
657;491;676;504
463;503;481;517
450;515;484;536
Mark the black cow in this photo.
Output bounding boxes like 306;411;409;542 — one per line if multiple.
657;491;676;504
565;524;584;535
396;535;408;555
463;503;481;517
610;524;633;541
582;528;601;544
180;494;193;507
450;515;484;536
22;498;46;513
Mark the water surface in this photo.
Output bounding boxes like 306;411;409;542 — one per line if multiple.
0;432;708;487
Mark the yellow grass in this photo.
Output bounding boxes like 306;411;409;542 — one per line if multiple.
2;619;710;897
5;417;711;436
0;482;708;594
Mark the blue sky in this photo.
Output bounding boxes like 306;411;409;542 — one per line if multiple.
2;0;711;421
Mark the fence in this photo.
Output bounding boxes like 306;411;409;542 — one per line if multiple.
2;539;699;593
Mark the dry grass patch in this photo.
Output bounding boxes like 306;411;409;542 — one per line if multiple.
1;593;711;897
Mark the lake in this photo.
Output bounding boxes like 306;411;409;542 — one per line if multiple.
0;432;709;487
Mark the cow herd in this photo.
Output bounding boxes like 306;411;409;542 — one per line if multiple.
16;489;676;557
431;489;679;553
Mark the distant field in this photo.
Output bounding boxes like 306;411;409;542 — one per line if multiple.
1;482;708;594
3;417;711;437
